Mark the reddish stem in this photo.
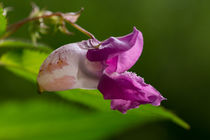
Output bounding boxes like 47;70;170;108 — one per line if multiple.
1;12;94;40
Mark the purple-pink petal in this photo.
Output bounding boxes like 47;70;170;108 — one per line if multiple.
87;27;143;74
97;71;166;113
111;99;141;114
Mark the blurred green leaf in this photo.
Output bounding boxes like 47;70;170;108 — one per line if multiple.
0;99;183;140
0;40;51;81
58;89;189;129
0;7;7;37
0;40;189;139
0;40;51;53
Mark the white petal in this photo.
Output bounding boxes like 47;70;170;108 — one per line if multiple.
37;40;103;91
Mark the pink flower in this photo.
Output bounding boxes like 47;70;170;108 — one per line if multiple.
37;27;166;113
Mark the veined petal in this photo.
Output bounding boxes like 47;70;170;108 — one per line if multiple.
87;27;143;73
97;71;166;113
37;40;103;92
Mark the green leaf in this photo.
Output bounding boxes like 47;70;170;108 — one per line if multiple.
0;99;181;140
0;40;51;81
0;7;7;37
0;40;51;53
0;40;190;139
58;89;190;129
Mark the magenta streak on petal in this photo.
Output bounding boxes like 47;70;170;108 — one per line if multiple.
86;27;143;74
97;71;166;113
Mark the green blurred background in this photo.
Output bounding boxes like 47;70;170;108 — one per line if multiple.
1;0;210;139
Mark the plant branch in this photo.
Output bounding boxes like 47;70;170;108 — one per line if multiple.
1;12;94;40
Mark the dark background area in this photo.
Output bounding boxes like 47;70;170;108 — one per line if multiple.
1;0;210;139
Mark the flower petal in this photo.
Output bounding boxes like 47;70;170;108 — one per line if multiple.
37;40;103;92
111;99;140;114
87;27;143;73
97;71;166;113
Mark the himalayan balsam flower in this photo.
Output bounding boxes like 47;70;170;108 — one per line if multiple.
37;27;166;113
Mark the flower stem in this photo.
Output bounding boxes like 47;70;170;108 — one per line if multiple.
1;12;94;40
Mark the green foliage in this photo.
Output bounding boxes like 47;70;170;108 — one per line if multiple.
0;99;181;140
0;40;51;81
0;6;7;37
0;40;189;139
